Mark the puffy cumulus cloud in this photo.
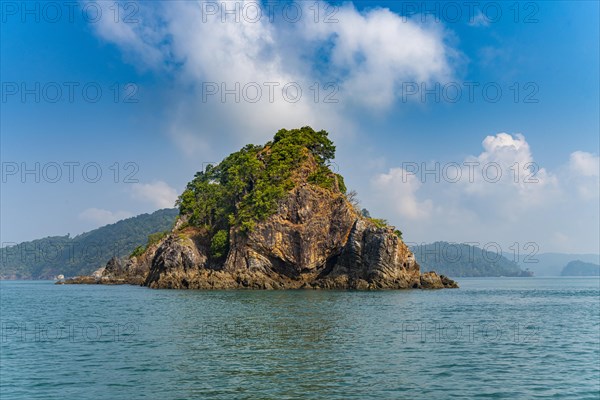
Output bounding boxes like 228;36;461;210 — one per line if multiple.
297;3;455;108
569;151;599;177
566;151;600;200
369;133;599;253
78;208;133;226
460;133;557;207
89;0;457;155
482;132;528;153
372;167;433;220
130;181;178;209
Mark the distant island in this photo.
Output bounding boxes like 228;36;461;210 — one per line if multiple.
412;242;533;277
561;260;600;276
513;253;600;276
61;127;456;289
0;209;178;280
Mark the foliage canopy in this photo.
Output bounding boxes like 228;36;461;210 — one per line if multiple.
177;127;343;234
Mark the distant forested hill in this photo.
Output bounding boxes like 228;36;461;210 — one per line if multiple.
0;209;178;279
411;242;532;277
512;253;600;276
561;260;600;276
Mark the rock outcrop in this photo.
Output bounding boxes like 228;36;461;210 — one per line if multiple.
139;185;457;289
63;180;457;291
59;240;162;285
61;127;458;290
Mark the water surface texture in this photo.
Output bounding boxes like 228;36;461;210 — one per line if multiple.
1;278;599;399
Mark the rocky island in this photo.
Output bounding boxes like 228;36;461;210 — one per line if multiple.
63;127;457;289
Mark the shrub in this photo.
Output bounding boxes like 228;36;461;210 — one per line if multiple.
130;245;145;258
370;218;389;228
148;231;168;246
210;230;229;259
130;230;169;258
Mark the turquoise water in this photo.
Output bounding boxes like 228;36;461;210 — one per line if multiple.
1;278;599;399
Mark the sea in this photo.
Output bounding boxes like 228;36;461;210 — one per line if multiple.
1;278;599;399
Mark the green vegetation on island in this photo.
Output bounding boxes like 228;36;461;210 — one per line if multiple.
176;127;347;250
75;126;456;290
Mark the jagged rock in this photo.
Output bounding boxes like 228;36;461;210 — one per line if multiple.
58;275;98;285
223;185;355;276
325;218;421;288
65;184;458;289
145;232;207;288
138;185;458;290
92;267;105;279
440;275;459;288
62;127;458;290
104;257;123;275
419;271;445;289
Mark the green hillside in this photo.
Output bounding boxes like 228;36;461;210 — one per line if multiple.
513;253;600;276
412;242;533;277
561;260;600;276
0;209;178;279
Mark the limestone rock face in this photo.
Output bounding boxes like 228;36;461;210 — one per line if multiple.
144;232;207;288
99;239;164;285
322;219;422;289
224;185;355;276
138;185;457;290
103;257;124;277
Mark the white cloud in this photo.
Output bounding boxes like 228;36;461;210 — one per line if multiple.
566;151;600;200
90;0;457;156
469;11;490;27
369;133;599;253
569;151;599;177
78;208;133;226
89;1;165;68
297;3;455;108
130;181;178;209
373;167;432;220
459;133;557;207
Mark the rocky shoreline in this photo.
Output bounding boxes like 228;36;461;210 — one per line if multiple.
60;272;457;289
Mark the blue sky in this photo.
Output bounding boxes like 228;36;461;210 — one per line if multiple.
1;0;599;255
